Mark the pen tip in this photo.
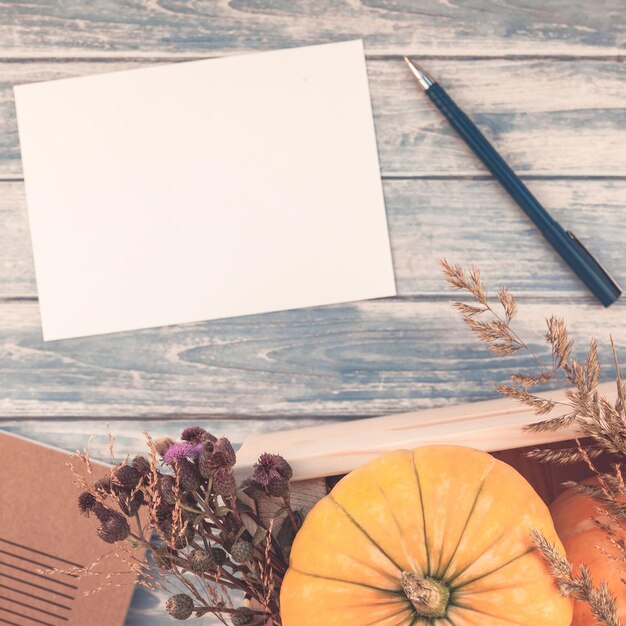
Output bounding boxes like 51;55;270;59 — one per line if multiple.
403;57;435;89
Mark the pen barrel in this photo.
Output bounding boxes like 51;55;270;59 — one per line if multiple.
425;82;621;307
425;84;554;232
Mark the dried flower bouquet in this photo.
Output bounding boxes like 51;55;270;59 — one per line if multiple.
72;427;298;625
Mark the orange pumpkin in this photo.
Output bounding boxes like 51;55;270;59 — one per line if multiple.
281;445;572;625
551;478;626;625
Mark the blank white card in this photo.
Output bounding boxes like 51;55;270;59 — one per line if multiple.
15;40;396;340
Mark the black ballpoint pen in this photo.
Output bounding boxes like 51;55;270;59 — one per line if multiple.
404;57;622;307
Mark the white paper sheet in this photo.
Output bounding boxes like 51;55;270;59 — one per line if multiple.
14;40;396;340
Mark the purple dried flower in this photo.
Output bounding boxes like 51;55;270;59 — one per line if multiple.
252;453;292;487
163;442;203;465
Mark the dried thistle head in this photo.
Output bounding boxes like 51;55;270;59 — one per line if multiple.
155;437;175;458
166;593;194;620
253;453;292;487
181;426;215;444
78;491;98;516
211;437;236;469
95;508;131;544
163;441;203;465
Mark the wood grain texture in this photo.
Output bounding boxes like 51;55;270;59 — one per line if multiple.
0;0;624;58
2;58;625;179
2;178;625;299
0;298;624;419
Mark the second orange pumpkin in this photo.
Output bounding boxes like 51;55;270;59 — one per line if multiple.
551;478;626;625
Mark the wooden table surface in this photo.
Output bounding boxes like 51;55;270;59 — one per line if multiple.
1;1;625;623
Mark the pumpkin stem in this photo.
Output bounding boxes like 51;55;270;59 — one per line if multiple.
401;571;450;619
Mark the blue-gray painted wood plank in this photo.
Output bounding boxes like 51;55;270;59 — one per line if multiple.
0;0;624;57
1;298;625;419
1;59;625;178
2;2;625;624
2;179;625;299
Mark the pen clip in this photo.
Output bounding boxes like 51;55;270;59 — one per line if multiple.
565;230;622;295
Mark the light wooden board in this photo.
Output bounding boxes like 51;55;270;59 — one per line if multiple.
2;2;625;624
1;58;625;179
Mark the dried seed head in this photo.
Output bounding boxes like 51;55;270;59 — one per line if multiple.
181;427;216;444
230;539;253;564
273;454;293;480
159;518;194;550
112;464;141;490
212;437;236;467
189;548;215;572
212;467;236;498
253;453;292;487
132;455;151;476
211;547;227;567
166;593;194;620
174;458;202;492
267;476;290;498
231;607;255;625
155;499;174;523
78;491;97;515
197;443;212;479
154;546;174;570
94;476;112;495
93;502;114;523
118;490;144;517
155;437;175;458
241;478;266;500
159;474;177;505
97;510;131;543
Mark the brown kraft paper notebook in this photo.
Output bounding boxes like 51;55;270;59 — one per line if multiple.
0;431;141;626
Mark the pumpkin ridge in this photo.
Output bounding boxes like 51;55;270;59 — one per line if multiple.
445;525;514;586
450;546;535;591
289;567;404;596
437;482;484;580
360;605;415;626
411;452;431;576
451;601;527;625
438;458;495;580
374;481;422;575
328;494;404;573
